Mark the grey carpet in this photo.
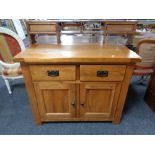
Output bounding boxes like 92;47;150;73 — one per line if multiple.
0;76;155;135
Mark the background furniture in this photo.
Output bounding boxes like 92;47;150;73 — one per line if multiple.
133;39;155;82
26;20;104;45
14;44;141;125
26;21;61;44
26;20;155;47
0;19;17;33
133;30;155;48
0;19;27;40
103;21;137;46
26;20;139;46
0;27;25;94
60;22;83;34
144;67;155;111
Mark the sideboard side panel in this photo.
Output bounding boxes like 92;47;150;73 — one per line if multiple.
113;65;134;124
21;63;42;125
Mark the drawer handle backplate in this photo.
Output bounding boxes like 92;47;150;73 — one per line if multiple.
47;70;59;77
97;71;109;77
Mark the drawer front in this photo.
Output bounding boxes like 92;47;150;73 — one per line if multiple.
80;65;126;81
30;65;76;81
29;24;56;32
106;24;134;33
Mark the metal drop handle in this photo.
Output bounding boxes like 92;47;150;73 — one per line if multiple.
97;70;108;77
47;70;59;77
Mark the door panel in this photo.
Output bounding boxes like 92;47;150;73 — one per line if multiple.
34;82;76;121
43;90;69;113
80;82;121;119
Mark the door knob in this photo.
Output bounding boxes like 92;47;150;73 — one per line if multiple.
80;101;84;105
71;100;76;105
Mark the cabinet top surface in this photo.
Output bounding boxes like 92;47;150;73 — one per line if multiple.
14;44;141;64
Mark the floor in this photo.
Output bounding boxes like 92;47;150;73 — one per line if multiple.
0;76;155;135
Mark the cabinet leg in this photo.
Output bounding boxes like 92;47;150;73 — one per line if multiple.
112;118;121;124
35;120;42;125
112;113;123;124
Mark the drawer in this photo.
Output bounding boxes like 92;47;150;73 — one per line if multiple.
30;65;76;81
106;24;134;33
80;65;126;81
29;24;57;32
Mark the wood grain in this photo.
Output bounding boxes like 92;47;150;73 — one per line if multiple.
80;65;126;81
26;21;60;44
20;63;42;125
80;82;122;119
30;65;76;81
34;82;76;121
112;65;134;124
105;24;136;34
29;25;56;32
14;44;141;64
103;21;137;44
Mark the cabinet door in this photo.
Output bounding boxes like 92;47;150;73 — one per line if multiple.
80;82;121;120
34;82;76;121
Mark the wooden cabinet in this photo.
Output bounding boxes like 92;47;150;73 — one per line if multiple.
14;44;141;125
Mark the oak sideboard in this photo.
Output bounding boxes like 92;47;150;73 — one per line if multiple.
14;44;141;125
